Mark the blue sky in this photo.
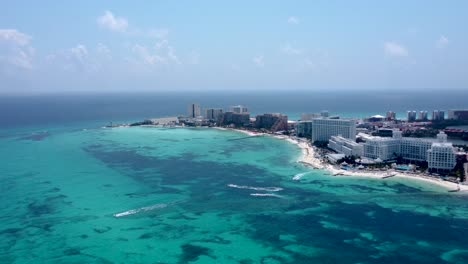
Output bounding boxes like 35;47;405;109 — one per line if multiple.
1;1;467;93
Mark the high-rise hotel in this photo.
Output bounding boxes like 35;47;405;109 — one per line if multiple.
311;118;356;142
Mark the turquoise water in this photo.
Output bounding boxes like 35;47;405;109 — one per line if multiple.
1;126;468;263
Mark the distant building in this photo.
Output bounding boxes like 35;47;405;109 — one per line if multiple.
367;115;385;122
427;132;457;173
432;110;445;121
188;103;201;118
297;121;313;138
386;111;396;120
361;131;457;172
311;118;356;142
205;108;223;121
255;113;288;132
407;111;417;122
448;110;468;121
329;135;364;157
320;110;330;118
219;112;250;127
230;105;249;114
418;111;428;121
301;113;321;121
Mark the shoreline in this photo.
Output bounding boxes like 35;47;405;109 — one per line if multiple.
224;128;467;192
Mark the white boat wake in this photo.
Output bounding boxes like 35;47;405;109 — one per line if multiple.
292;171;312;181
227;184;283;192
113;203;168;218
250;193;283;198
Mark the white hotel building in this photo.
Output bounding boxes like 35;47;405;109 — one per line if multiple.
329;130;457;172
329;135;364;157
311;119;356;142
427;132;457;172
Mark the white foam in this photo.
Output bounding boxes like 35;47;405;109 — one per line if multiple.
114;203;168;218
250;193;283;198
227;184;283;192
292;171;312;181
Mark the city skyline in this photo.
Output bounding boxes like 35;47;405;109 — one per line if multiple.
1;1;468;93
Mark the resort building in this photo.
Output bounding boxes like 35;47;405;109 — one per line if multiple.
363;136;401;161
219;112;250;127
230;105;249;114
400;137;433;162
188;103;201;118
297;121;313;138
205;108;223;121
417;111;428;121
432;110;445;121
311;118;356;142
427;132;457;173
386;111;396;120
407;111;417;122
448;110;468;121
359;131;457;172
328;135;364;157
255;113;288;132
301;113;321;121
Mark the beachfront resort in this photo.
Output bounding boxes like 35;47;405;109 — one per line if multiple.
126;104;468;191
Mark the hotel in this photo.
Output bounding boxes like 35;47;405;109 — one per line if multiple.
311;118;356;142
188;103;201;118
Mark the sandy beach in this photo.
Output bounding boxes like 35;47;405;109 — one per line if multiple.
225;128;467;192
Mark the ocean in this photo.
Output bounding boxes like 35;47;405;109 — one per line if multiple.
1;91;468;263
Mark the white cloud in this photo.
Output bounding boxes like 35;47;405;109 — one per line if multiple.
132;44;165;65
384;42;408;57
436;35;449;49
253;55;264;67
97;11;128;32
0;29;34;69
46;44;100;72
282;44;302;55
288;16;299;25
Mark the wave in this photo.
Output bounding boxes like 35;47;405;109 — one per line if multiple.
250;193;283;198
227;184;283;192
292;171;312;181
113;203;168;218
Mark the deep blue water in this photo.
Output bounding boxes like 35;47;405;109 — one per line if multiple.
1;90;468;130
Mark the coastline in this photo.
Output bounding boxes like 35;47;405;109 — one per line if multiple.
223;127;467;192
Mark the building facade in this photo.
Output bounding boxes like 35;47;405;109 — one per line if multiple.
448;110;468;121
432;110;445;121
255;113;288;132
427;132;457;172
219;112;250;127
205;108;223;121
311;118;356;142
231;105;249;114
297;121;313;138
188;103;201;118
418;111;428;121
407;111;417;122
329;135;364;157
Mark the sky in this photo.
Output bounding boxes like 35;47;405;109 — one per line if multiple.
0;1;467;93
